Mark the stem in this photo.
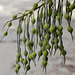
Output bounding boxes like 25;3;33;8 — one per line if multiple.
2;1;49;29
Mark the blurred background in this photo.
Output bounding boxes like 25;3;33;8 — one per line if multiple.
0;0;75;75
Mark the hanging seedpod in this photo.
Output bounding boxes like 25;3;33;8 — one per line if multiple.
1;0;75;75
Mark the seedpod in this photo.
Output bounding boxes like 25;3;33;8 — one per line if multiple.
28;10;33;14
65;1;70;7
18;27;22;34
54;37;59;44
42;60;47;67
39;40;42;47
22;37;26;43
29;54;33;60
61;50;67;56
15;58;18;63
45;34;51;40
44;23;49;30
38;50;43;57
25;64;30;71
20;57;24;63
12;15;17;19
64;14;69;20
3;31;8;36
58;25;63;31
49;26;55;33
16;53;21;59
33;3;38;9
57;14;60;22
26;40;30;47
51;40;55;45
43;40;48;46
16;64;21;70
43;50;48;57
23;59;28;65
27;55;31;61
67;8;71;13
14;67;18;73
31;17;36;24
46;44;51;50
41;46;45;51
67;26;73;33
7;22;12;27
36;28;39;35
70;4;75;11
24;50;28;57
43;56;48;61
31;27;36;34
32;52;37;59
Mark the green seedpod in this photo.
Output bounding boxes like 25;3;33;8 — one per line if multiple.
31;17;36;24
22;37;26;43
39;40;42;47
12;15;17;19
67;8;71;13
27;55;31;61
20;57;24;63
58;25;63;31
48;29;51;34
45;33;51;40
31;27;36;34
28;10;33;14
25;64;30;71
43;56;48;61
49;26;55;33
32;52;36;58
58;45;64;50
61;50;67;56
18;27;22;34
16;53;21;59
46;44;51;50
33;3;38;9
14;67;18;73
57;14;60;22
36;28;38;34
24;50;28;57
23;59;28;65
7;22;12;27
56;29;63;36
29;54;33;60
70;4;75;11
44;23;49;30
54;37;59;44
31;50;33;53
20;16;24;21
49;8;52;15
51;40;55;45
54;44;58;50
64;14;69;20
39;13;42;18
65;1;70;7
15;58;18;63
67;26;73;33
42;60;47;67
43;50;48;57
53;25;57;31
26;40;30;47
3;31;8;36
30;41;34;47
41;46;45;51
43;40;48;46
38;50;43;57
16;64;21;70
